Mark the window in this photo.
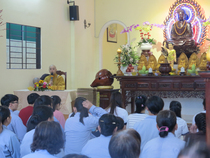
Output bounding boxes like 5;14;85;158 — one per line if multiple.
6;23;41;69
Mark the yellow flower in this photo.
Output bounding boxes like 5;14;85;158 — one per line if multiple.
36;84;39;88
39;80;44;84
28;86;34;91
34;82;38;85
48;86;52;90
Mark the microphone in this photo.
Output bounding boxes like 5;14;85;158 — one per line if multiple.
50;72;53;81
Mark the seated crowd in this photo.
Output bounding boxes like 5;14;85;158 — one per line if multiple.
0;91;209;158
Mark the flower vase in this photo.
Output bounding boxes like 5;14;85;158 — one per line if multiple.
121;66;127;74
140;43;152;57
140;43;152;50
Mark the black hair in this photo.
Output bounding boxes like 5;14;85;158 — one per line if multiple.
33;95;52;110
27;105;53;132
63;154;89;158
0;106;10;124
51;95;61;111
169;101;182;118
1;94;18;107
116;116;124;131
145;96;164;115
203;98;206;110
109;129;141;158
195;113;206;134
99;114;117;136
178;142;210;158
31;121;64;155
156;110;177;138
70;97;88;125
135;95;147;113
27;93;40;105
109;92;123;115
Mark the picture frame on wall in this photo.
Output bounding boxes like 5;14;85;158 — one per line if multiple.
107;24;117;43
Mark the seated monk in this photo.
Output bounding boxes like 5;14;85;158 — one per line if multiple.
171;8;195;46
44;65;65;86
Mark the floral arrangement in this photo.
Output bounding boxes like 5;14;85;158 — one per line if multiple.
34;80;51;91
114;44;139;67
135;22;156;46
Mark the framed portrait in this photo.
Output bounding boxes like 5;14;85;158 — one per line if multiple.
107;24;117;43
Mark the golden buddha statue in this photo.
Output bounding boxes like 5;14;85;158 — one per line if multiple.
137;54;148;71
177;53;188;74
156;54;166;72
147;55;157;73
199;52;207;71
188;53;199;70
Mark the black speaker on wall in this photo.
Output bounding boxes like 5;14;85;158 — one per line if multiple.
69;5;79;21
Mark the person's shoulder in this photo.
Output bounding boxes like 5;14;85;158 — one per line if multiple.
116;106;128;113
20;106;33;113
2;127;17;137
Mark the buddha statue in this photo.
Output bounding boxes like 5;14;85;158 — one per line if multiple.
177;53;188;74
199;52;207;71
137;54;148;71
156;54;166;72
170;8;197;58
188;53;199;70
147;55;157;73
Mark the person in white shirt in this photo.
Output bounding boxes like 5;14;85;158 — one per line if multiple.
192;98;206;125
0;106;20;158
23;121;64;158
20;106;54;157
65;97;107;154
1;94;26;142
169;101;189;138
133;96;164;150
140;110;185;158
127;95;148;129
81;113;118;158
106;92;128;124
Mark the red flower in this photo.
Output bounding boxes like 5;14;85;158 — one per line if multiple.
34;85;36;88
43;85;46;88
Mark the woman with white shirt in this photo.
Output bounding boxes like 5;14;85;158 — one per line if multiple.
106;92;128;124
0;106;20;158
169;101;189;138
127;95;148;129
65;97;107;155
140;110;185;158
20;105;54;157
23;121;64;158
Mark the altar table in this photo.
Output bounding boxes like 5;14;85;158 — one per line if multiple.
14;89;76;115
114;76;205;113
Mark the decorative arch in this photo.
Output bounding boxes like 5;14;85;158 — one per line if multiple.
98;20;130;69
163;0;207;46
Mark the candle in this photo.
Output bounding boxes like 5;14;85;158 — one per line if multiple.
181;67;185;72
149;68;153;73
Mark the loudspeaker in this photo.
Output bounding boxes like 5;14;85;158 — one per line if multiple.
69;5;79;21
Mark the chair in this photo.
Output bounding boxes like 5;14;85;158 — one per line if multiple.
56;70;67;89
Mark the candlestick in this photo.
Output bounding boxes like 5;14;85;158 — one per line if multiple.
116;48;124;76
